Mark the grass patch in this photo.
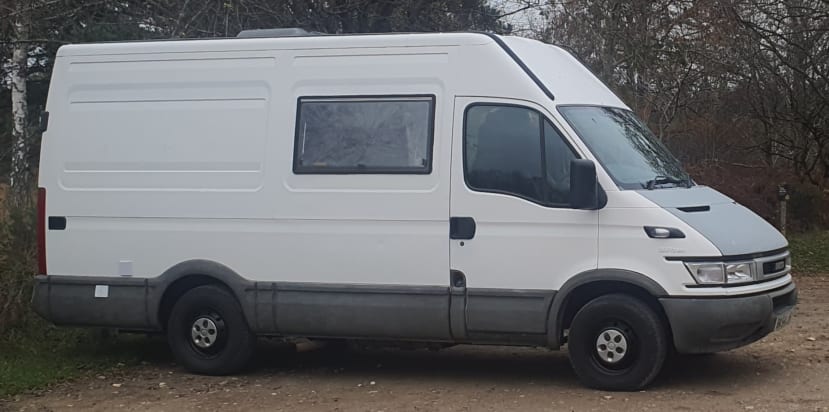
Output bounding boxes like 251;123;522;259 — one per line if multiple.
789;231;829;275
0;319;168;399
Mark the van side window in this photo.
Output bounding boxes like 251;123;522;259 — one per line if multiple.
464;105;578;206
294;96;435;174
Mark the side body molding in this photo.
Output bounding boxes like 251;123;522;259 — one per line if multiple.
30;259;255;331
546;269;669;348
154;261;453;338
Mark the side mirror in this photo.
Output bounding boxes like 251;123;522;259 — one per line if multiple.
570;159;601;210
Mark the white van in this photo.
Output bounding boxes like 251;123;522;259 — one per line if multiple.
33;29;797;391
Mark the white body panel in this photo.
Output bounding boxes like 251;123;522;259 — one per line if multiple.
43;36;478;286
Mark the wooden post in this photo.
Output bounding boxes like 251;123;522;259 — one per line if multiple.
778;185;789;236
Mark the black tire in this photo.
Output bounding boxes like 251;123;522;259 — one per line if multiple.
167;284;255;375
567;294;668;391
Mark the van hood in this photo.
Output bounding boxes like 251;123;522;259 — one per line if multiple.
637;186;788;256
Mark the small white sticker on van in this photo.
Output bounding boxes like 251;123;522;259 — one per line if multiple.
94;285;109;298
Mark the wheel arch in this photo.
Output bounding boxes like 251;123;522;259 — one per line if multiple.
151;260;255;330
547;269;669;348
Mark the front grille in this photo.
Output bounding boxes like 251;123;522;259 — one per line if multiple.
763;259;787;275
756;251;790;281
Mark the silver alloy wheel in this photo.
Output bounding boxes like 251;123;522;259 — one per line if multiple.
595;328;628;364
191;317;219;349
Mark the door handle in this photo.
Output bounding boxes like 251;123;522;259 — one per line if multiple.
450;217;476;240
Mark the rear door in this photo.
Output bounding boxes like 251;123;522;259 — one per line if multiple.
449;97;599;338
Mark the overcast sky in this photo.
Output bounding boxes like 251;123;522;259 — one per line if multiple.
491;0;545;37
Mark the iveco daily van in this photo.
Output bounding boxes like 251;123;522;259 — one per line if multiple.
32;29;797;391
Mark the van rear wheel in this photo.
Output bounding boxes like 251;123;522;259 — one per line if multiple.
567;294;667;391
167;285;255;375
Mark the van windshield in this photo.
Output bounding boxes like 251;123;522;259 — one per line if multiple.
558;106;691;190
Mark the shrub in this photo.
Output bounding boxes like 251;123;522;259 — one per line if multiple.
788;183;829;231
0;200;38;333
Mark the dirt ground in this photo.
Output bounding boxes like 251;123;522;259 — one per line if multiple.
5;277;829;412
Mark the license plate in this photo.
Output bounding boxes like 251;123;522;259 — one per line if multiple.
774;310;793;331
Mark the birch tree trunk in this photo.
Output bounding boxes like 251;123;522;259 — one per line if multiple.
9;16;31;203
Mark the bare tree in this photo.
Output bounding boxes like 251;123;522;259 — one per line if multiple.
3;1;33;203
538;0;714;140
131;0;509;38
729;0;829;187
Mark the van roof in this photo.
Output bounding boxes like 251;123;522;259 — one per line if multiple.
55;31;497;57
54;31;628;109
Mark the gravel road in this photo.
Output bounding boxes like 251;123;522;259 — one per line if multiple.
5;277;829;412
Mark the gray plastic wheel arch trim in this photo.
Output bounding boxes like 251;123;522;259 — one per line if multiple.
151;259;257;329
546;269;669;348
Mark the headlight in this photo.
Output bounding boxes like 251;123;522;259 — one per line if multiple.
725;262;754;284
684;261;756;285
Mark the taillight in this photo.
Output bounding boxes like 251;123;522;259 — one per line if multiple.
37;187;46;274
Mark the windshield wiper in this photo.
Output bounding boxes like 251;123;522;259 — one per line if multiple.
643;175;689;190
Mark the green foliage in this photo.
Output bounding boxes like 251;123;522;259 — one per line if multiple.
789;231;829;275
0;323;167;398
0;202;38;333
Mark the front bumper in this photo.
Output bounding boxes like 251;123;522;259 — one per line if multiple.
660;281;797;354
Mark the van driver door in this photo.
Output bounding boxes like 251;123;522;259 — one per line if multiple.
448;97;599;340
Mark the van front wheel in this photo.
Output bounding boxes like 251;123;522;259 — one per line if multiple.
567;294;667;391
167;285;255;375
